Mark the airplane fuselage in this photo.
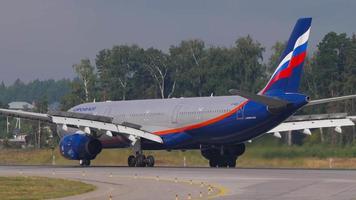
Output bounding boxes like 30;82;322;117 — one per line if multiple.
67;93;308;150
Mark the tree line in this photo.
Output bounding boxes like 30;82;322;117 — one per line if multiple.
63;36;267;109
0;79;71;106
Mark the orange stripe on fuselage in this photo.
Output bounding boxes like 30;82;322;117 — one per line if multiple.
154;101;248;135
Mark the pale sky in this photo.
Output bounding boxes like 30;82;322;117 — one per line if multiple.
0;0;355;84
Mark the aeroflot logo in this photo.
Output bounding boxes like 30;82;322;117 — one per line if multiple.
73;106;96;112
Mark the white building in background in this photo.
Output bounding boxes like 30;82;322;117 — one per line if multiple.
8;101;34;110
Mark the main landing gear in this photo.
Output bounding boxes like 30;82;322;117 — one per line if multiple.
208;155;237;168
127;154;155;167
127;138;155;167
201;143;245;168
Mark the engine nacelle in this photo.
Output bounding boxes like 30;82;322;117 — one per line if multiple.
59;133;102;160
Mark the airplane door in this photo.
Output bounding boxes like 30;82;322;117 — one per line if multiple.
236;105;245;120
171;105;182;124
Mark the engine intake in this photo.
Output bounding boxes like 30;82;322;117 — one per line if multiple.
59;133;102;160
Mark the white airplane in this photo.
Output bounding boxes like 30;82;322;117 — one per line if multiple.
0;17;355;167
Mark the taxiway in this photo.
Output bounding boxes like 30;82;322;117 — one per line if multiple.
1;166;356;200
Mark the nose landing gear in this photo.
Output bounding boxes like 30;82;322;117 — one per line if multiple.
79;159;91;167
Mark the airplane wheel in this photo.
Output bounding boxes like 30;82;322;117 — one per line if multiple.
136;155;146;167
218;159;228;168
209;157;236;168
128;155;136;167
146;155;155;167
80;159;91;167
227;157;236;168
209;159;218;167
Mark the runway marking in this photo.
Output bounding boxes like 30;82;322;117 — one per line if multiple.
105;174;226;199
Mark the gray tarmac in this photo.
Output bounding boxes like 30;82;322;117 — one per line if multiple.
1;166;356;200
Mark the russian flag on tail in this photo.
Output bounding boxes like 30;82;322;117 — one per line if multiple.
261;18;312;95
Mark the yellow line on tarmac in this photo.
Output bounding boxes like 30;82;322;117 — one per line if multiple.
207;183;229;199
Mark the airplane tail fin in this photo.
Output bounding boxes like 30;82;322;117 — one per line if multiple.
260;18;312;95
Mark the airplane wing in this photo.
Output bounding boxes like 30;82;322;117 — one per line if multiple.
0;108;163;144
266;94;356;138
267;113;355;138
0;108;51;122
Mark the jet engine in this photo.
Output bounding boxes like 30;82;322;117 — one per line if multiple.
59;133;102;161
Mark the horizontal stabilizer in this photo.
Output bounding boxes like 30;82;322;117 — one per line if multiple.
229;89;292;110
307;94;356;106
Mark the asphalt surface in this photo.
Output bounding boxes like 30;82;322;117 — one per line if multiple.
1;166;356;200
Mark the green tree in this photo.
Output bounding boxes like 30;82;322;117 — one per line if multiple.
0;79;70;105
230;35;266;92
202;46;232;95
268;41;286;76
169;39;208;97
60;80;85;111
312;32;351;98
96;45;145;100
143;48;176;98
95;49;112;101
72;59;96;102
343;34;356;115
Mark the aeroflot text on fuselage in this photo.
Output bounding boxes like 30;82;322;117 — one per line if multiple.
73;106;97;112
